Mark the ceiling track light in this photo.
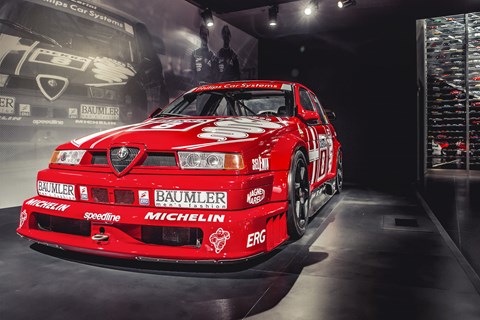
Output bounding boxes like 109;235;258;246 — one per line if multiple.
337;0;356;9
304;0;319;16
201;9;214;27
268;5;279;27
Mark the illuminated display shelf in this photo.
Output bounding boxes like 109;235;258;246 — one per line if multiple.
425;13;480;170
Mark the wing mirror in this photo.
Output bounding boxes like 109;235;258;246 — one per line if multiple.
299;110;320;126
326;110;336;122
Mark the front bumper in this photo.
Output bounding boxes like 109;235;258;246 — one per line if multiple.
17;196;289;262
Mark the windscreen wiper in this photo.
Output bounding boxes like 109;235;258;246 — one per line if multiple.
156;112;188;117
0;19;62;48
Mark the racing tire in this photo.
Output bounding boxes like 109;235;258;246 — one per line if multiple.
287;150;310;240
336;150;343;194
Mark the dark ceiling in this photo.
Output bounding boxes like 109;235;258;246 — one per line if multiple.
186;0;480;39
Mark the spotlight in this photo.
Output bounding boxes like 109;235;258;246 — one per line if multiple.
268;5;278;26
337;0;356;8
304;0;318;16
201;9;214;27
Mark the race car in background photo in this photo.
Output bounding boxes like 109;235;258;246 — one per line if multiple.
0;0;167;144
17;80;343;263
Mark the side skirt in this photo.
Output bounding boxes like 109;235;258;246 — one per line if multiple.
308;178;336;217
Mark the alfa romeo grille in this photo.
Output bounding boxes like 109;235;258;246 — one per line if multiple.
109;147;140;174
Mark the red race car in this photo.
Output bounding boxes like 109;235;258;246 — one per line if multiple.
17;80;342;263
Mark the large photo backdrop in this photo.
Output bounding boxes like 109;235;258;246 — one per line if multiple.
0;0;258;208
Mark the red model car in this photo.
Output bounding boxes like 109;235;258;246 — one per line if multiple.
17;81;342;263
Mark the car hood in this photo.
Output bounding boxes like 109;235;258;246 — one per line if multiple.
66;116;296;153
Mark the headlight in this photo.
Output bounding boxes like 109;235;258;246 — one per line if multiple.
178;152;244;170
0;74;9;87
50;150;86;165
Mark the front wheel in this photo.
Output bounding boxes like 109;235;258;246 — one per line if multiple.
287;150;310;239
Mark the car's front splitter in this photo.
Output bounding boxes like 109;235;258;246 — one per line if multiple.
17;196;289;262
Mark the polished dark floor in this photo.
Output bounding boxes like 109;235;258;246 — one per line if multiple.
420;172;480;280
1;185;480;320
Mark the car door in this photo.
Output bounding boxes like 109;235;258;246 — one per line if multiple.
297;87;332;190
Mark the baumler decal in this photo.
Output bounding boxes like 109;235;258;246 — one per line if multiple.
37;181;75;200
25;199;70;212
246;229;266;248
209;228;231;254
155;190;227;209
144;212;225;223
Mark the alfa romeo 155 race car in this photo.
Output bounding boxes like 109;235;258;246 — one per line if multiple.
17;80;342;263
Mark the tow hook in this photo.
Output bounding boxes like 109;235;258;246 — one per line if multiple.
92;234;109;242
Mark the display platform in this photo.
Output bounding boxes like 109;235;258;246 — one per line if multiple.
1;185;480;320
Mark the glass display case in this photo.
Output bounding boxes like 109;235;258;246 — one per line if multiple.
425;13;480;171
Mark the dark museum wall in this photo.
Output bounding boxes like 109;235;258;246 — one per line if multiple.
259;19;418;185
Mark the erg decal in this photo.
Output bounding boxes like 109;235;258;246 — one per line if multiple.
247;229;266;248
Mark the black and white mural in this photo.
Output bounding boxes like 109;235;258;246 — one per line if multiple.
0;0;258;207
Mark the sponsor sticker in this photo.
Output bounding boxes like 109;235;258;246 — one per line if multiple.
124;23;134;35
209;228;230;254
19;210;27;228
138;190;150;205
149;119;210;131
33;119;64;126
154;190;227;209
69;108;78;119
90;57;135;84
247;188;265;205
80;104;120;120
79;186;88;200
252;157;269;171
0;96;15;114
74;119;117;126
25;198;70;212
0;116;21;121
29;48;90;71
19;104;31;116
144;212;225;223
84;212;120;222
198;118;282;141
37;181;76;200
247;229;266;248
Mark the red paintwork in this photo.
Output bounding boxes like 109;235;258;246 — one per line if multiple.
17;80;342;262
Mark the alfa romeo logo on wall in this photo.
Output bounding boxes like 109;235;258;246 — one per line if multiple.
35;75;69;101
117;146;129;160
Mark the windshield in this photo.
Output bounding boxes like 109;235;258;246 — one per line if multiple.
157;89;293;117
0;2;137;63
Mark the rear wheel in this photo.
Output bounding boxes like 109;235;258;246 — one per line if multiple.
287;150;310;239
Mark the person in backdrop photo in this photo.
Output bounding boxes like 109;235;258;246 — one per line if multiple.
191;24;218;85
217;25;240;82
